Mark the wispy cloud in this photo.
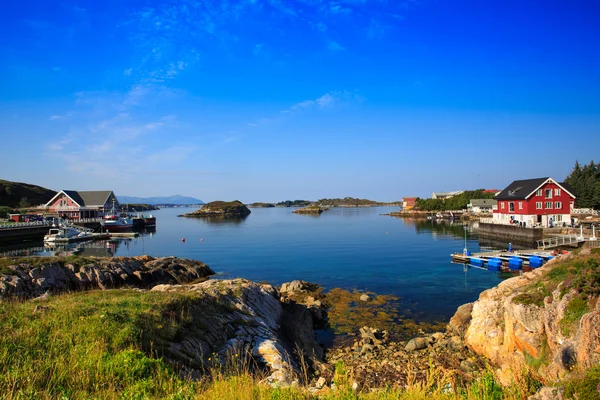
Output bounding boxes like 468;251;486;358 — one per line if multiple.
49;111;75;120
282;90;362;113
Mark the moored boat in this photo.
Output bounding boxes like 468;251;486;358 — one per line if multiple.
101;200;133;232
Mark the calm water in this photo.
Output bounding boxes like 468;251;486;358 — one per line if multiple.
2;206;506;321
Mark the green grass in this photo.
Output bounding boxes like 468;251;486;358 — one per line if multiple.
0;290;204;399
564;365;600;400
513;282;551;307
560;296;589;336
0;255;101;272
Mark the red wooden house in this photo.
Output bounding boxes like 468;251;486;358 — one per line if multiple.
43;190;119;220
492;177;576;227
402;197;418;210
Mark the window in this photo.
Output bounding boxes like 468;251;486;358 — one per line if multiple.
545;202;552;209
536;202;542;209
555;188;561;196
536;189;542;196
545;189;552;198
501;202;505;209
509;202;515;212
557;215;563;222
555;202;561;209
518;202;523;210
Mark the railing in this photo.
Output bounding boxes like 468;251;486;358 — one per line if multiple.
572;208;598;215
0;221;50;229
536;235;583;249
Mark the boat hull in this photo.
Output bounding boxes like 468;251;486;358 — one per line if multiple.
101;223;133;233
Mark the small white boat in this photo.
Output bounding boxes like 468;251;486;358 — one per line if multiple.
44;227;81;243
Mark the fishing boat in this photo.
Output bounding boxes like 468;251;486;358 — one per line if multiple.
101;200;133;232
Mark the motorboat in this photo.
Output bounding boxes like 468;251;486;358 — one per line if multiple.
44;227;81;243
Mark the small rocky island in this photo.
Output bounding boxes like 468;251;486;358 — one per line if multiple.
179;200;251;217
293;204;325;214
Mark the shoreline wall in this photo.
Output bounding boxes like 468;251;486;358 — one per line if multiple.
477;223;542;247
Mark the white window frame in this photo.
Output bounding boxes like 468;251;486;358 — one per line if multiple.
555;188;561;196
536;202;542;209
509;202;515;212
555;201;561;209
518;202;523;210
501;202;505;209
545;202;552;209
545;189;552;199
536;189;542;196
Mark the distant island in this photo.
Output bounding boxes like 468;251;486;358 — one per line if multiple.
121;203;160;212
248;202;276;208
119;195;204;205
275;200;313;207
316;197;401;207
179;200;251;217
293;204;324;214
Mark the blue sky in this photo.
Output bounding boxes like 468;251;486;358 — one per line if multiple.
1;0;599;202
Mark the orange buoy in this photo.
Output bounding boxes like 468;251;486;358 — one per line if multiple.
181;238;185;242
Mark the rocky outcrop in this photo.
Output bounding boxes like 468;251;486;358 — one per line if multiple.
0;256;215;299
454;253;600;385
180;200;251;217
151;279;326;385
292;205;324;214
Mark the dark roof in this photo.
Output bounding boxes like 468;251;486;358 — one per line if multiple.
495;178;549;200
495;178;576;200
63;190;85;206
63;190;113;207
77;191;113;206
560;181;575;196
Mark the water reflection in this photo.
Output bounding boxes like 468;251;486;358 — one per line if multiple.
194;215;249;225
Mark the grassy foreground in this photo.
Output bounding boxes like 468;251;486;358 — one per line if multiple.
1;272;597;399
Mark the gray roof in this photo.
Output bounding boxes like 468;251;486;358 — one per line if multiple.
64;190;113;207
469;199;497;207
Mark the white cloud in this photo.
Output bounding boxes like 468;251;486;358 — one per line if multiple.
282;90;361;113
49;111;75;120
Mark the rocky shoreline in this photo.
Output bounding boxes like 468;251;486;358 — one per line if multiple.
293;205;325;214
2;250;599;397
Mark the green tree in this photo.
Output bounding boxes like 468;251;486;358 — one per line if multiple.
565;160;600;209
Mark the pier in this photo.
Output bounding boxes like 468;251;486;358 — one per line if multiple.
0;222;51;244
451;249;558;271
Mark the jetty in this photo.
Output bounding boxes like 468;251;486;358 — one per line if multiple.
451;249;558;271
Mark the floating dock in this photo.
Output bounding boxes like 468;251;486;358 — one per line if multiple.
451;250;559;271
109;232;139;238
48;233;111;244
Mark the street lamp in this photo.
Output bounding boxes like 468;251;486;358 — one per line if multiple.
463;225;468;255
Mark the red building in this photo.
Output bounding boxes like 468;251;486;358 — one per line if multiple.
43;190;119;220
492;177;575;227
402;197;418;210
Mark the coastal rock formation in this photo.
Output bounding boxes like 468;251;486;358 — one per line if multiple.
455;252;600;385
179;200;251;217
0;256;214;299
151;279;326;385
292;205;324;214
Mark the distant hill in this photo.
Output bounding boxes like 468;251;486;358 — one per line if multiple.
0;180;56;208
118;195;204;205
